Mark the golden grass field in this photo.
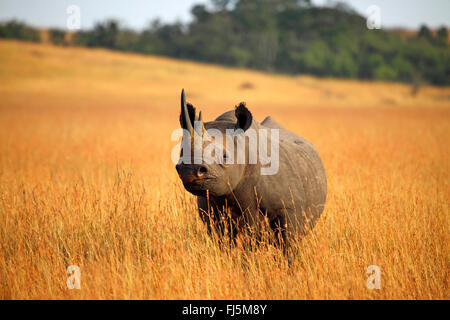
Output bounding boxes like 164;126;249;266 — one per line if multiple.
0;39;448;299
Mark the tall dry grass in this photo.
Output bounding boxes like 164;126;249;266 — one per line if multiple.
0;40;448;299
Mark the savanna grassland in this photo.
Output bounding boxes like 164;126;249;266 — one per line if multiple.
0;40;448;299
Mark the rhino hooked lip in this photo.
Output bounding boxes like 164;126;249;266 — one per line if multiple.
176;163;214;190
181;176;215;197
182;175;211;184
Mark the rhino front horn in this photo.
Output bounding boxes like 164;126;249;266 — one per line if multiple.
181;89;194;135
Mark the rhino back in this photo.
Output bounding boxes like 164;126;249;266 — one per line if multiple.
215;110;236;122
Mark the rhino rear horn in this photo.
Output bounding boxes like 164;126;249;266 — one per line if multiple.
195;111;207;136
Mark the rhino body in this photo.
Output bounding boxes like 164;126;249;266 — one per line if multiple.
176;90;327;247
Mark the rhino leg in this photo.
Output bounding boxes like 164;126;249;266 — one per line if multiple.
197;196;238;243
197;196;210;228
269;214;288;250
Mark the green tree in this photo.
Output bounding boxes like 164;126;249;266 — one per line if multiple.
435;27;448;47
418;25;433;42
86;20;120;49
48;28;66;45
0;20;40;42
374;65;398;81
391;56;414;82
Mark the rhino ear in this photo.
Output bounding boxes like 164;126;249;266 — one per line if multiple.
179;103;196;129
235;102;252;132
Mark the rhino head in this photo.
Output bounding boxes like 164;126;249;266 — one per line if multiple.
175;89;255;197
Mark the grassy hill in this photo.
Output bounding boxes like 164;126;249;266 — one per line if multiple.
0;40;448;299
1;40;449;113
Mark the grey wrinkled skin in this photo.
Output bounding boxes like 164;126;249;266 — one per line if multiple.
176;90;327;249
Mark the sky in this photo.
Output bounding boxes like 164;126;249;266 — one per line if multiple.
0;0;448;31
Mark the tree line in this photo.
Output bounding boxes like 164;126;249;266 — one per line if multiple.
1;0;448;85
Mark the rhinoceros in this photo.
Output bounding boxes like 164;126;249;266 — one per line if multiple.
175;89;327;248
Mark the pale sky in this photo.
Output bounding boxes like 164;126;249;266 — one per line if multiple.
0;0;448;30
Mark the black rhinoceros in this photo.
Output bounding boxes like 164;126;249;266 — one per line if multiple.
175;89;327;248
